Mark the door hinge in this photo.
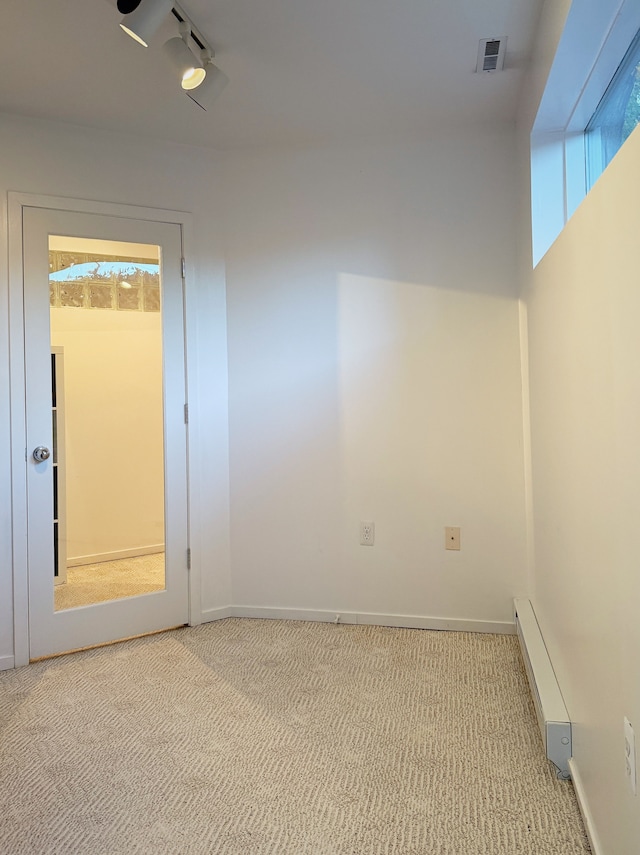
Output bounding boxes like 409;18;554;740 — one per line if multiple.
187;548;192;570
184;403;189;424
181;257;186;279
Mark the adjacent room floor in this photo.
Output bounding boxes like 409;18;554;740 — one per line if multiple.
54;552;165;611
0;619;590;854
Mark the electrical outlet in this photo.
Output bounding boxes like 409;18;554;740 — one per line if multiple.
445;526;460;550
624;717;637;795
360;521;375;546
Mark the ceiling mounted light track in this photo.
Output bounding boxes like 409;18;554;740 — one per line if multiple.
118;0;227;100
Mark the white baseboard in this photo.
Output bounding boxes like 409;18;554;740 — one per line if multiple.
67;544;164;567
0;654;16;671
568;758;604;855
200;606;233;623
224;606;514;634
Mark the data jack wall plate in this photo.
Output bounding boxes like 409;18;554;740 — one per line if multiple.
445;526;460;550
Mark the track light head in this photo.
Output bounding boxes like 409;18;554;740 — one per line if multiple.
188;52;229;107
118;0;174;48
163;24;207;90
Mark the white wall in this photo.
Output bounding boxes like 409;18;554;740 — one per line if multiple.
223;132;529;625
0;113;529;662
0;112;232;665
51;307;164;562
518;2;640;851
523;132;640;854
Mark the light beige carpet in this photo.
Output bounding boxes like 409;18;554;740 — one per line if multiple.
55;553;165;611
0;619;590;854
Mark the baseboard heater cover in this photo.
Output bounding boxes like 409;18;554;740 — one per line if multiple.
514;598;572;779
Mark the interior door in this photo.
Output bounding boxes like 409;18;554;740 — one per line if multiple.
23;207;189;659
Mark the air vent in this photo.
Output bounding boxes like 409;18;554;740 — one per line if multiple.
476;37;507;73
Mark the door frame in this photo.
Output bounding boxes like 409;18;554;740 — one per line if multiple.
8;192;203;667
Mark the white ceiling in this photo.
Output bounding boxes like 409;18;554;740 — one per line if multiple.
0;0;542;150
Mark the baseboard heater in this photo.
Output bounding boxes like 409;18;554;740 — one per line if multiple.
513;598;572;779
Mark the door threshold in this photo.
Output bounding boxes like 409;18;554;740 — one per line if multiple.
29;624;187;662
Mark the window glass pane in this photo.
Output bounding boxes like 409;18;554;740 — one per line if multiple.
586;28;640;188
48;235;166;610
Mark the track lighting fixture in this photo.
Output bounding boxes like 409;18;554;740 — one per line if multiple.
186;51;229;109
118;1;227;102
163;22;206;90
117;0;173;48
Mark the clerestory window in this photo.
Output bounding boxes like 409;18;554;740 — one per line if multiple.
530;2;640;266
586;27;640;189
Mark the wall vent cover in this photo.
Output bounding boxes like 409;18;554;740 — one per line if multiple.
477;37;507;72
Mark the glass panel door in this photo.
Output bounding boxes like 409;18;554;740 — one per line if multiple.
24;208;189;660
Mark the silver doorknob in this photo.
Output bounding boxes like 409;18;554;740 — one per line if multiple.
32;446;51;462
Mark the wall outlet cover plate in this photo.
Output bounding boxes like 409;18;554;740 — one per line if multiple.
445;526;460;550
360;521;375;546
